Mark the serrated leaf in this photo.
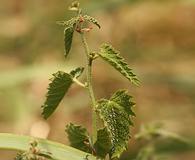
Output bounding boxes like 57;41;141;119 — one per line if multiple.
98;44;140;86
97;90;135;159
111;90;136;117
94;128;112;158
64;27;74;57
56;17;79;28
70;67;84;78
83;15;101;29
57;17;80;57
66;123;92;153
42;67;84;119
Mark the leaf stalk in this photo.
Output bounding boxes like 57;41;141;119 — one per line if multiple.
73;78;87;88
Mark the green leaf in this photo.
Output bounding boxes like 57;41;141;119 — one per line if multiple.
42;71;72;119
97;90;135;159
0;133;96;160
64;27;74;57
98;43;140;86
66;123;92;153
56;17;79;28
42;67;84;119
83;15;101;29
70;67;84;78
94;128;112;158
57;17;80;57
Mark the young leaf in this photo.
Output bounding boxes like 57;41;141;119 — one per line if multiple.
66;123;92;153
64;27;74;57
56;17;79;28
98;43;140;86
57;17;80;57
83;15;101;29
94;128;112;159
97;90;135;159
42;67;84;119
68;1;80;11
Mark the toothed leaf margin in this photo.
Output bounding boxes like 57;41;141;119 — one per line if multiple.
97;90;135;159
64;27;74;57
66;123;92;153
83;15;101;29
41;67;84;119
98;44;140;86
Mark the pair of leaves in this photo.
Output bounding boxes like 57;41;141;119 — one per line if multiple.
97;90;135;159
98;44;140;86
64;30;140;87
66;124;111;159
58;15;101;57
41;67;84;119
66;90;135;159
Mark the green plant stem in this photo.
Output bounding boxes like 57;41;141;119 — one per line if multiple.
80;33;97;144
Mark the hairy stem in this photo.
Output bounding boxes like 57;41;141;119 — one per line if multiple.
80;33;97;144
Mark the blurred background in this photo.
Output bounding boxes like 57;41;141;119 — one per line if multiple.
0;0;195;159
